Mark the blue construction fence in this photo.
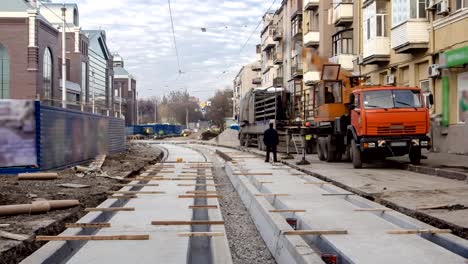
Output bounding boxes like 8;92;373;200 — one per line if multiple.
0;100;126;174
126;124;184;137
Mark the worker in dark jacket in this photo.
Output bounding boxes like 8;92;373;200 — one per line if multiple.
263;123;279;162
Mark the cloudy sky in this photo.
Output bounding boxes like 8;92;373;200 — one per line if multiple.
58;0;279;100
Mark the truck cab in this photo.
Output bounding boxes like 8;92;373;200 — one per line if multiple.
347;86;432;168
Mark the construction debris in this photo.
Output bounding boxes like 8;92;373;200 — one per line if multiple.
0;231;30;241
0;200;80;217
57;183;91;189
17;173;59;181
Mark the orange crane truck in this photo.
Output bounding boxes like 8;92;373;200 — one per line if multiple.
310;62;433;168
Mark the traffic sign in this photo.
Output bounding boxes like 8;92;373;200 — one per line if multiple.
201;108;206;113
200;101;206;108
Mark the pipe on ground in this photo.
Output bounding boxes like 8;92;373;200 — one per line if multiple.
0;200;80;217
18;173;59;180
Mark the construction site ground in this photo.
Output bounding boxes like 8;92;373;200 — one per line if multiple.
0;143;162;264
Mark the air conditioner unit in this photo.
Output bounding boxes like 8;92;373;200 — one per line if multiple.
385;74;395;85
428;64;440;78
436;0;449;15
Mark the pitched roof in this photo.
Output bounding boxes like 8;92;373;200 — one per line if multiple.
0;0;32;12
114;66;129;76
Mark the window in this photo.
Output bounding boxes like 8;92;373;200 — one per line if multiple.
366;19;371;40
307;10;319;32
0;43;9;99
332;29;353;56
43;48;53;100
456;0;468;10
376;14;388;37
393;0;427;26
291;16;302;37
363;90;422;109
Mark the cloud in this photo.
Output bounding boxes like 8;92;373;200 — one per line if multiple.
59;0;274;100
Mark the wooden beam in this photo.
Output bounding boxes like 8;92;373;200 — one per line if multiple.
151;220;224;226
178;195;222;199
283;230;348;235
178;184;222;187
65;223;111;228
259;181;274;184
322;193;355;196
304;182;331;185
415;204;450;210
113;184;160;187
177;232;224;237
354;208;392;212
189;205;218;209
186;191;218;194
109;195;138;199
387;229;452;235
36;235;149;241
254;194;289;197
108;191;166;195
269;209;306;213
233;172;273;176
84;207;134;212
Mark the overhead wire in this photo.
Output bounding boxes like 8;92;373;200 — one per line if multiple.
167;0;182;75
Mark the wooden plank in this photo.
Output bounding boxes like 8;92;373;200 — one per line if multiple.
151;220;224;225
65;223;111;228
113;184;160;187
354;208;392;212
186;191;218;194
178;184;222;187
0;231;30;241
283;230;348;235
254;194;289;197
109;195;138;199
304;182;331;185
178;195;222;199
259;181;274;184
189;205;218;209
415;204;451;210
269;209;306;213
36;235;149;241
177;175;214;178
387;229;452;235
322;193;355;196
177;232;224;237
233;172;272;176
84;207;134;212
107;191;166;195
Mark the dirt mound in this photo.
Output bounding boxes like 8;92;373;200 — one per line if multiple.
209;129;240;147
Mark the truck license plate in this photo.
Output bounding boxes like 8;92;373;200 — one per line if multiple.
391;142;407;147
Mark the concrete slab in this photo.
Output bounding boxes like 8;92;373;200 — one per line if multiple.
205;145;468;264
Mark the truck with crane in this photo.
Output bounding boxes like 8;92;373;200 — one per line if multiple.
238;50;433;168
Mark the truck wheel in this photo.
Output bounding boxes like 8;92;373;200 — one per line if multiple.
351;140;363;169
409;147;421;165
343;144;352;162
317;138;326;161
325;136;335;162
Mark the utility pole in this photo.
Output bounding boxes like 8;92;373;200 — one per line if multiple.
91;70;95;114
119;82;122;118
136;91;139;125
154;100;158;123
185;107;189;128
61;5;67;109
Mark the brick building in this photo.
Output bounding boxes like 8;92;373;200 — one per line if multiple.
113;54;137;126
0;0;60;102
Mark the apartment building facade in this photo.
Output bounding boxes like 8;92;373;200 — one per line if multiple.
233;60;261;119
40;3;89;110
83;30;114;116
358;0;468;154
113;54;137;126
0;0;60;102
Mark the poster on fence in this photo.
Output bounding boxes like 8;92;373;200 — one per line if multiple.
0;100;37;168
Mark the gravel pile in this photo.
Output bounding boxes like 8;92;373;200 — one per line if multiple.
207;153;276;264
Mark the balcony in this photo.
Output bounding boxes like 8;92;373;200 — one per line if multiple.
330;54;355;71
273;28;283;41
304;70;320;85
363;37;390;65
263;59;274;73
333;2;353;27
262;35;275;51
291;0;303;20
274;52;283;64
252;77;262;85
304;31;319;47
391;20;429;53
273;77;283;87
291;64;303;78
304;0;319;10
252;62;261;71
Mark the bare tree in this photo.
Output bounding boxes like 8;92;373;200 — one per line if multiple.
206;88;233;129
